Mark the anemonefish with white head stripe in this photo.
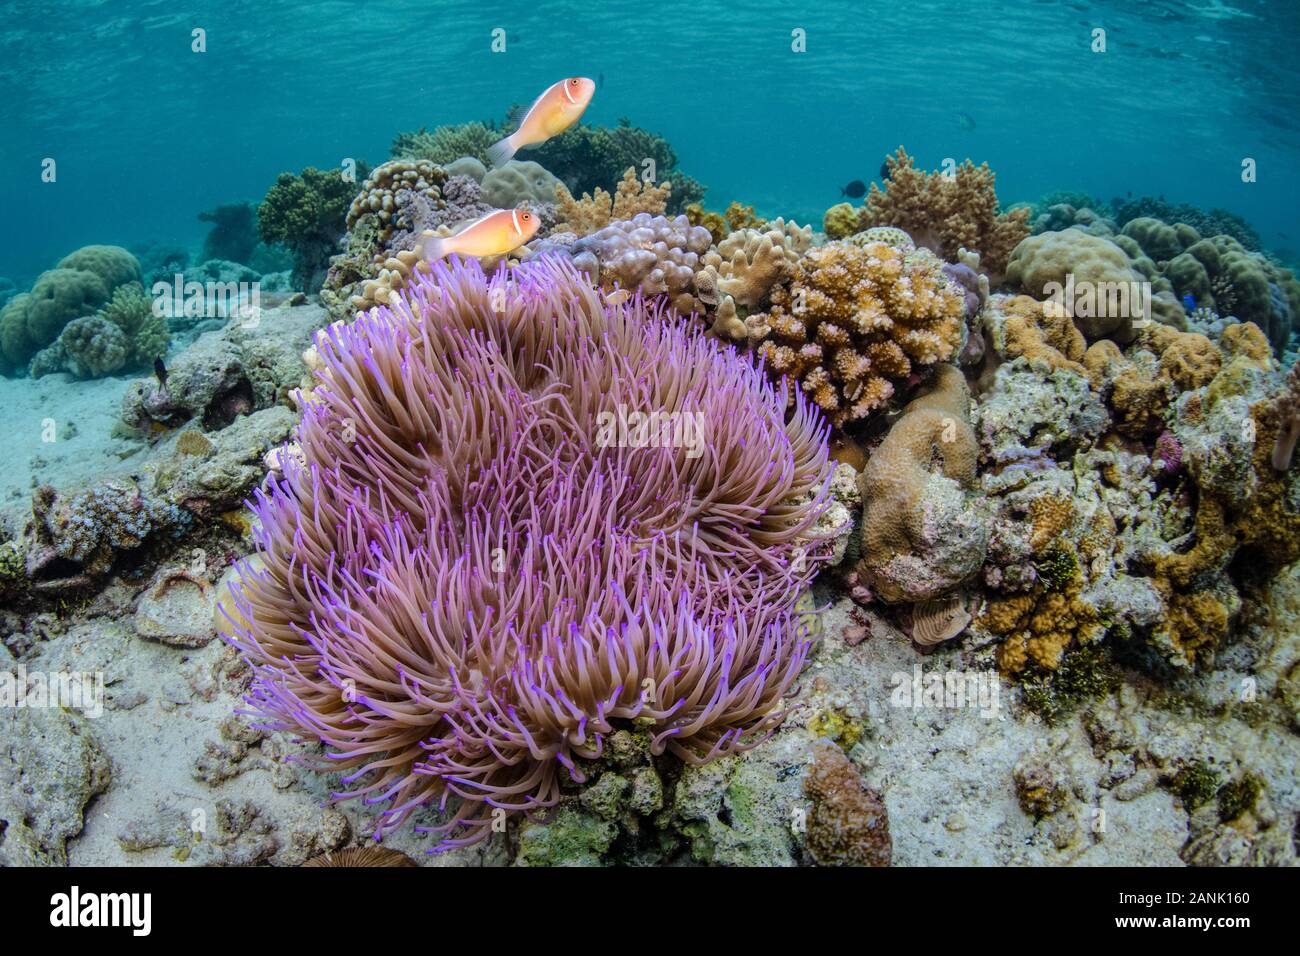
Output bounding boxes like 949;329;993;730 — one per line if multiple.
486;77;596;167
417;207;541;261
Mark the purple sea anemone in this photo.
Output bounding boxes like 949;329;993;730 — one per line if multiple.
222;255;833;849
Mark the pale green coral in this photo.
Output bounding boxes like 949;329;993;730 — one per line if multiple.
390;122;499;165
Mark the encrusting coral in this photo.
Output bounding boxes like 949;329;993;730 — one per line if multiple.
825;147;1029;280
1270;359;1300;471
221;256;834;850
803;741;891;866
552;167;672;235
747;237;965;426
857;364;988;603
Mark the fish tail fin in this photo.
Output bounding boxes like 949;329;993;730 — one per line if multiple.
418;233;448;261
486;134;518;168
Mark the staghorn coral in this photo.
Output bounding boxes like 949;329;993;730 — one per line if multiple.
258;165;366;292
747;240;965;426
222;256;834;850
826;147;1029;279
552;168;671;235
803;741;891;866
391;121;501;166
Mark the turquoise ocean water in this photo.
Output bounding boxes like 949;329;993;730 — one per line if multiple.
2;0;1298;284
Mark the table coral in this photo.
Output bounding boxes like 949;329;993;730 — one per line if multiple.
825;147;1029;280
552;167;671;235
221;256;833;850
857;365;989;603
747;239;965;426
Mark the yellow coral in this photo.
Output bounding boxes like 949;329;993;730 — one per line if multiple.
749;240;964;425
552;167;670;235
998;294;1086;374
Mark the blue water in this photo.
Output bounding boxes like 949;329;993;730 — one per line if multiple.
3;0;1299;284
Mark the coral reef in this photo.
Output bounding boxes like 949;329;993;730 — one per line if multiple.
1111;195;1261;252
1004;229;1153;342
520;117;705;214
825;147;1029;279
32;281;170;378
198;202;258;264
222;256;833;849
747;238;965;425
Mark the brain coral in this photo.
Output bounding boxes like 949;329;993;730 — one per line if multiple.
747;240;965;426
857;364;988;603
480;160;562;210
222;256;833;849
825;147;1029;279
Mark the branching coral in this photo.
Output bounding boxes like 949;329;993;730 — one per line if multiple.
553;168;672;235
521;117;705;213
222;256;833;849
390;121;501;165
694;219;811;340
686;202;765;245
258;166;367;292
747;240;965;426
825;147;1029;279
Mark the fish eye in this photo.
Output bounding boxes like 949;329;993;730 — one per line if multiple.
521;212;532;221
569;79;579;86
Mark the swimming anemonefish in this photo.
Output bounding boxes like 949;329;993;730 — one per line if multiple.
417;207;541;260
486;77;596;167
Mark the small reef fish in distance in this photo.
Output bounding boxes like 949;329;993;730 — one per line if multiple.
957;111;976;130
840;179;867;199
487;77;596;167
879;159;892;181
418;208;541;260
